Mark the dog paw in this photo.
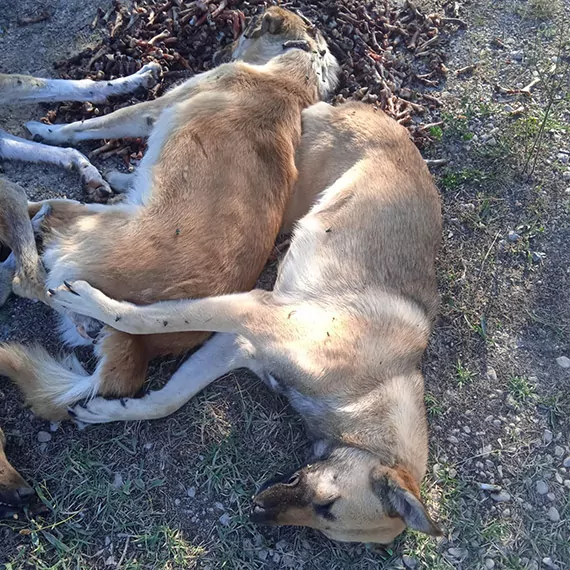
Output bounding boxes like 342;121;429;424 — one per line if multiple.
68;397;131;424
25;121;64;144
135;62;162;88
48;280;108;320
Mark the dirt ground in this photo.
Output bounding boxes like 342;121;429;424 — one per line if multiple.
1;0;569;569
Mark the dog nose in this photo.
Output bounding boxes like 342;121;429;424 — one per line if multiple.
16;485;35;501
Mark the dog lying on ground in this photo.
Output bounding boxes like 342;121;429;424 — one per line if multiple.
0;63;162;200
50;102;443;544
0;427;35;519
0;7;339;421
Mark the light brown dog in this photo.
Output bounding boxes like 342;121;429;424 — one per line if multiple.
50;102;443;544
0;427;35;519
0;7;339;420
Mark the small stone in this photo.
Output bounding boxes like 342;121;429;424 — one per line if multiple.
219;513;231;526
547;492;556;501
463;426;471;434
112;473;123;488
563;457;570;468
507;230;521;242
547;506;560;522
563;171;570;180
447;436;459;444
448;468;457;478
402;555;419;569
485;558;495;569
554;446;565;458
491;490;511;502
37;431;51;443
447;548;468;559
143;442;153;450
187;487;196;498
558;153;569;164
485;137;497;146
536;480;549;495
510;50;523;61
556;356;570;368
174;498;181;506
544;430;553;444
257;549;269;562
542;557;560;570
486;367;498;382
214;502;225;511
49;422;59;432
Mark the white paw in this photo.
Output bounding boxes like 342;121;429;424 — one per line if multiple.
105;170;134;193
135;62;162;88
69;397;132;424
25;121;66;144
48;280;110;321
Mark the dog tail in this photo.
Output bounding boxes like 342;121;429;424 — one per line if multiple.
0;343;99;421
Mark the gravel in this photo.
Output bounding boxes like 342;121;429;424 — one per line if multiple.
491;490;511;502
36;431;52;443
546;507;560;523
535;480;548;495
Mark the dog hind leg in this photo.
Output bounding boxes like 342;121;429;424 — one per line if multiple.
0;178;46;304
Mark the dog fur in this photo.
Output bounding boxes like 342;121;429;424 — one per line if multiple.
50;102;443;544
0;7;339;421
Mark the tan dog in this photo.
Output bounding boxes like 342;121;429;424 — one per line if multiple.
0;427;35;519
50;102;443;544
0;7;339;420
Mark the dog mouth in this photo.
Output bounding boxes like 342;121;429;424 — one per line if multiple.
250;502;278;525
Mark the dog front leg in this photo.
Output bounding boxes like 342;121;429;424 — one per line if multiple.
25;67;220;145
49;281;273;338
0;63;160;105
0;130;112;201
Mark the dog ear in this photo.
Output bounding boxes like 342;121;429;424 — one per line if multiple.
261;10;286;34
371;466;443;537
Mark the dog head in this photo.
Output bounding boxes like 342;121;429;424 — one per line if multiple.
251;447;442;544
214;7;339;98
0;428;35;518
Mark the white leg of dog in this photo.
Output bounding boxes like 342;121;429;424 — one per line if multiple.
69;333;247;424
25;67;219;145
0;129;111;196
3;63;161;105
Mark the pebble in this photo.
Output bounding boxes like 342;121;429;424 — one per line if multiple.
556;356;570;368
554;446;565;457
463;426;471;434
174;498;181;506
510;50;523;61
37;431;51;443
547;492;556;501
402;555;419;569
507;230;521;242
563;457;570;468
447;548;468;559
547;506;560;522
544;429;553;444
214;502;225;511
187;487;196;498
558;153;569;164
112;473;123;488
485;137;497;146
447;435;459;444
491;490;511;502
219;513;231;526
257;549;269;562
563;171;570;180
49;422;60;432
542;558;560;570
485;558;495;569
536;480;549;495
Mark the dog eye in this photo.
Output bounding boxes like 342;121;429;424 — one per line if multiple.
314;499;337;520
284;473;300;487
